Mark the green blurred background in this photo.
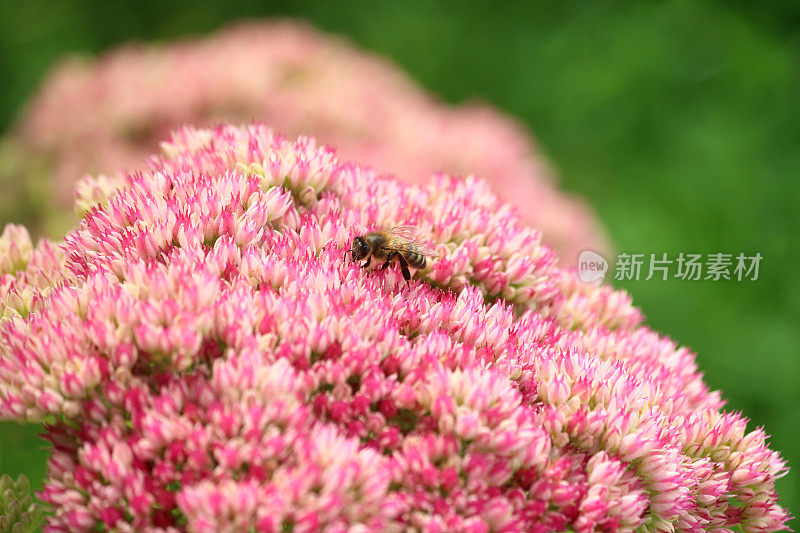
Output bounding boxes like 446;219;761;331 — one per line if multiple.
0;0;797;525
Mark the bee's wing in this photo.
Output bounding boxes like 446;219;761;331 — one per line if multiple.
387;226;440;259
385;225;421;240
411;242;440;259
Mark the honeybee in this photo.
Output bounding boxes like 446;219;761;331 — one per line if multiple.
346;226;439;281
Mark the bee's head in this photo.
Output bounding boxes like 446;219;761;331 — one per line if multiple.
350;236;371;261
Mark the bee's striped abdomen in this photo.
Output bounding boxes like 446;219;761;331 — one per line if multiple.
405;250;426;269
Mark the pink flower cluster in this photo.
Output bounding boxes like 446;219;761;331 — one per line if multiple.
9;20;606;263
0;124;789;531
0;224;66;321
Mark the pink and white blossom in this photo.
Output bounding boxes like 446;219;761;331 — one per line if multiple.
0;124;789;531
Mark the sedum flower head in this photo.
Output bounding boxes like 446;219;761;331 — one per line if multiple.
7;20;606;263
0;124;789;532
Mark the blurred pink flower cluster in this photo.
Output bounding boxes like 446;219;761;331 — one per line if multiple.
9;20;606;263
0;124;788;532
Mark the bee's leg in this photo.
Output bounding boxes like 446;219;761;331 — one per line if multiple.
380;252;395;271
362;256;371;268
397;253;411;281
